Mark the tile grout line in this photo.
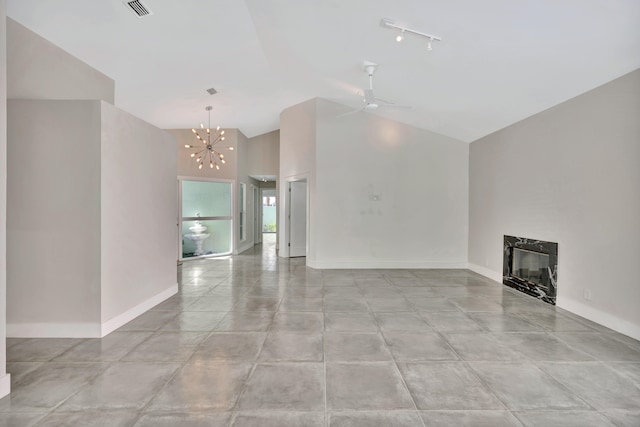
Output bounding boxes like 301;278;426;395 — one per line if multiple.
6;255;640;426
127;266;244;425
228;279;283;423
372;273;427;427
323;312;328;427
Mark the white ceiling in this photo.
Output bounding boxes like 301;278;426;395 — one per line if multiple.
7;0;640;141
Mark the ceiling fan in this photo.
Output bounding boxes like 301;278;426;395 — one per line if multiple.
339;61;412;117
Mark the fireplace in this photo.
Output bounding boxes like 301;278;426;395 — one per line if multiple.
503;235;558;305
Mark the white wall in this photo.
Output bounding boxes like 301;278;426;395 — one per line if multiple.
279;99;316;259
7;100;178;337
235;130;259;254
100;102;177;331
313;99;469;268
7;100;100;336
0;0;10;399
248;130;279;248
469;69;640;340
248;130;279;176
7;100;102;336
278;98;468;268
6;19;114;104
279;100;316;185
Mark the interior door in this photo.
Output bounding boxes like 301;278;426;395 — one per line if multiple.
288;180;307;257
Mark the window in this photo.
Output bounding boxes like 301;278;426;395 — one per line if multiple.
179;179;232;259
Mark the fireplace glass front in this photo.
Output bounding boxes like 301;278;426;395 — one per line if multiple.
512;248;550;290
503;235;558;305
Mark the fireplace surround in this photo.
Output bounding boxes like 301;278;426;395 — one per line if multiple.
503;235;558;305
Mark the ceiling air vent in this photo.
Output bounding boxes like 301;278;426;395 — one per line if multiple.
206;87;218;95
124;0;152;18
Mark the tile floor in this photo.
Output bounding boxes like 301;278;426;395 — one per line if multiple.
1;235;640;426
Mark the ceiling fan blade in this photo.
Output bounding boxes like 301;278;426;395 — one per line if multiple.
378;104;413;110
374;97;412;108
336;108;365;118
374;97;395;104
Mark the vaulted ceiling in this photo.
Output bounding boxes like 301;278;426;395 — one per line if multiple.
7;0;640;141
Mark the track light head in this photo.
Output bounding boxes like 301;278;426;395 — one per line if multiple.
381;18;442;50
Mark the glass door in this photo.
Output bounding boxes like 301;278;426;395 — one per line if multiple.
179;179;233;260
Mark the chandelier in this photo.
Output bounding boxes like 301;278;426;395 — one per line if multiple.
185;106;233;170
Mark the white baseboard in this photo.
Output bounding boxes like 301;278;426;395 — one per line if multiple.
7;283;178;338
467;263;503;283
307;260;469;270
100;283;178;337
7;322;102;338
557;297;640;341
0;374;10;399
468;263;640;341
236;241;255;255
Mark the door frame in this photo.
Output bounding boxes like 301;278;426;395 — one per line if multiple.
284;177;309;258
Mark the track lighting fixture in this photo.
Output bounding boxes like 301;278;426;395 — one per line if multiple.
381;18;442;50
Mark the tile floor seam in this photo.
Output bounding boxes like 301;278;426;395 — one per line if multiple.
125;290;235;424
367;294;427;427
534;362;628;411
27;361;117;425
228;292;281;416
99;361;183;419
4;239;640;426
460;359;511;412
323;328;328;427
471;360;598;412
117;331;164;363
552;331;640;363
5;338;89;365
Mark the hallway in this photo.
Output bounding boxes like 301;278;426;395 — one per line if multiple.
1;240;640;426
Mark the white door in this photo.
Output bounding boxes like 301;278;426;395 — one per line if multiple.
289;181;307;257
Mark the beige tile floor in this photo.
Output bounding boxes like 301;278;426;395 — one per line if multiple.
1;234;640;426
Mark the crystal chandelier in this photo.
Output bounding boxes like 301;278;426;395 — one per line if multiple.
185;106;234;170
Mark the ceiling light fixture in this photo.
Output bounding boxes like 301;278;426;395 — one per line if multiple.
381;18;441;49
184;106;233;171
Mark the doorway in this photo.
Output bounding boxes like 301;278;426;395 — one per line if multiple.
262;189;277;235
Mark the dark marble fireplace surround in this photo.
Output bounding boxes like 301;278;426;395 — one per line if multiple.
503;235;558;305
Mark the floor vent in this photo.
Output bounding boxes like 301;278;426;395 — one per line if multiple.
206;87;218;95
124;0;152;18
